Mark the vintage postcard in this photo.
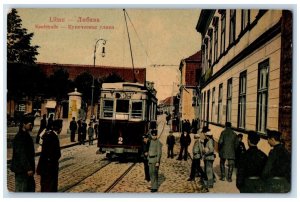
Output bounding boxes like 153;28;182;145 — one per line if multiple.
5;6;294;196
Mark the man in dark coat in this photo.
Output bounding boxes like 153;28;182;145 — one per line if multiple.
10;116;35;192
218;122;239;182
37;119;62;192
166;130;175;158
177;131;191;161
69;117;77;142
36;114;47;144
262;129;291;193
236;131;267;193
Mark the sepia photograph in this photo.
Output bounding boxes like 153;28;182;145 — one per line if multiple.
4;3;296;197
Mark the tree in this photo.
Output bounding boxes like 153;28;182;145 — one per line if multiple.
73;72;100;104
7;8;39;64
46;68;72;118
103;72;125;83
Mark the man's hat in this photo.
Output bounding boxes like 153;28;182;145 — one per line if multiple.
201;126;210;133
266;129;282;140
225;122;232;128
151;129;158;136
248;131;260;145
194;134;201;139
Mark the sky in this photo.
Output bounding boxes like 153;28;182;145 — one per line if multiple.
12;8;202;101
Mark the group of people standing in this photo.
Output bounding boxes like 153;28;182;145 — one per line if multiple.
69;117;99;145
11;114;63;192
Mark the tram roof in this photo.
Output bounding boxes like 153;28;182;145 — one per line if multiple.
102;82;145;91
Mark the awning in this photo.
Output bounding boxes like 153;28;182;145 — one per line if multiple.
45;100;56;108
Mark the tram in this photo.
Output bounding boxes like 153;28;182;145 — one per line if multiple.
97;82;157;158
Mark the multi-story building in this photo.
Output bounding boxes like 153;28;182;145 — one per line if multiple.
196;9;292;152
178;51;201;122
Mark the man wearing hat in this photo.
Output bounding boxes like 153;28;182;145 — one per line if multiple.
148;129;162;192
37;119;62;192
10;115;36;192
218;122;239;182
236;131;267;193
261;129;291;192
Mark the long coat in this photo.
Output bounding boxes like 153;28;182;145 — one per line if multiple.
10;130;35;174
37;130;61;192
218;128;238;159
148;139;162;164
236;146;267;192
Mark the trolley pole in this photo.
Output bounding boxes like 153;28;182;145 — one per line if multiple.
91;38;106;120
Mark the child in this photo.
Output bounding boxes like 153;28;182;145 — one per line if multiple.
87;122;94;145
166;131;175;158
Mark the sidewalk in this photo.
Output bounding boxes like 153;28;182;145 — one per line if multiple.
168;130;239;193
6;126;78;161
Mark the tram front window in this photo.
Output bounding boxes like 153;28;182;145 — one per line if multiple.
131;101;143;118
103;100;114;118
116;100;129;113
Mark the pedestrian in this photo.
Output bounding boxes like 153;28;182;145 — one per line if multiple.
46;114;54;130
88;122;94;145
94;120;99;139
36;114;47;144
148;129;162;193
177;131;191;161
261;129;291;193
81;120;87;145
166;130;175;158
236;131;267;193
36;119;62;192
235;133;246;168
218;122;239;182
69;117;77;142
202;127;216;191
142;134;151;182
77;119;82;143
10;116;35;192
187;133;206;183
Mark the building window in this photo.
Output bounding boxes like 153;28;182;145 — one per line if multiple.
214;22;219;62
226;78;232;123
201;45;206;75
241;9;250;31
217;83;223;124
203;91;206;123
220;12;226;55
116;100;129;113
238;71;247;129
18;103;26;112
257;60;269;134
204;38;209;71
208;29;213;67
211;87;215;122
229;10;236;45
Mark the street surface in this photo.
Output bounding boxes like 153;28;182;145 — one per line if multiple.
6;115;239;194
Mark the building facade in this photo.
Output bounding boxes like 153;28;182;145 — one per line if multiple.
196;9;292;152
179;51;201;122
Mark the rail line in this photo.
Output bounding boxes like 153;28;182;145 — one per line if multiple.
104;162;136;193
61;160;112;192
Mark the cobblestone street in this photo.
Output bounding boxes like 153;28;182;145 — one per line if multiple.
6;115;239;194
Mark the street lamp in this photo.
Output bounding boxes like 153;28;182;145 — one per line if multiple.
91;38;106;120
